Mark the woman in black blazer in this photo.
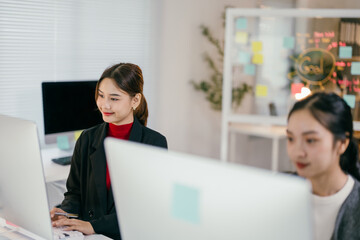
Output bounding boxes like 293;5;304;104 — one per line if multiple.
50;63;167;239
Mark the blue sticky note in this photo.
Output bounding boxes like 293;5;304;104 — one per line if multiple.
236;18;247;30
351;62;360;75
57;135;70;150
283;36;295;49
244;64;256;75
339;46;353;59
171;183;200;224
238;52;250;64
343;94;356;108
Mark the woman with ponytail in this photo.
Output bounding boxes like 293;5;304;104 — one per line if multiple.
286;92;360;240
50;63;167;239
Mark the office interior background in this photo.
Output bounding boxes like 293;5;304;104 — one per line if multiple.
1;0;360;171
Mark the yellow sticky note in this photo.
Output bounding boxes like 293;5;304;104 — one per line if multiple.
252;41;262;52
252;53;263;64
256;84;268;97
235;32;248;44
74;130;83;141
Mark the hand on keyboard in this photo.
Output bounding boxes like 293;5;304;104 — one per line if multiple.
52;217;95;236
53;226;84;240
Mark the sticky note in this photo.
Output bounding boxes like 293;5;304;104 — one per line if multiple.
238;52;250;64
235;18;247;30
343;94;356;108
244;64;256;75
339;46;352;59
171;183;200;224
74;130;83;141
252;41;262;52
291;83;304;95
235;32;248;44
57;136;70;150
283;36;295;49
351;62;360;75
256;84;268;97
252;53;263;64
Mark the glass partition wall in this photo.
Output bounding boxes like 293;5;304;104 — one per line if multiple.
221;9;360;162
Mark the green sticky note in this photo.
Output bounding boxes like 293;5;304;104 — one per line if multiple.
235;32;248;44
236;18;247;30
283;36;295;49
256;84;268;97
57;136;70;150
351;62;360;75
171;183;200;224
252;41;262;52
238;52;250;64
339;46;352;59
343;94;356;108
244;64;256;75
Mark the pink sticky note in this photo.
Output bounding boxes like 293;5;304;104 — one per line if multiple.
291;83;304;95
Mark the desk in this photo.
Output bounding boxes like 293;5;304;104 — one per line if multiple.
41;147;72;209
0;218;111;240
229;123;287;171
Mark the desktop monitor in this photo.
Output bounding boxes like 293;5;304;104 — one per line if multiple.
42;81;103;144
104;138;313;240
0;114;53;239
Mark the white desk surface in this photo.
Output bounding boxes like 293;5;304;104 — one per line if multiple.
228;123;287;172
41;147;72;182
229;122;287;139
0;218;111;240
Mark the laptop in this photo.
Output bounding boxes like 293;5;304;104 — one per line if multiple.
0;114;83;240
104;137;313;240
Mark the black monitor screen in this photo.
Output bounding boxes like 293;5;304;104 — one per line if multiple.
42;81;103;135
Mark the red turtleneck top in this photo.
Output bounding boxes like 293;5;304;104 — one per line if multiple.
106;122;133;190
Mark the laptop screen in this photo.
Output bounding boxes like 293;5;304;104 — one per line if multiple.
105;138;313;240
0;114;53;239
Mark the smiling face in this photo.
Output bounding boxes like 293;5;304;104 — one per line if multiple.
96;78;140;125
286;109;346;181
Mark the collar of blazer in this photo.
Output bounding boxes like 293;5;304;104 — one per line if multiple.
91;116;143;150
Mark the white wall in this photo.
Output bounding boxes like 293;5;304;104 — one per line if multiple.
155;0;258;159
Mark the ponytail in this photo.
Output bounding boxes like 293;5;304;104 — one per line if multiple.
135;95;148;126
340;137;360;181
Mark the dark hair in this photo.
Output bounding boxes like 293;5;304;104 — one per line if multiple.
95;63;148;126
288;92;360;181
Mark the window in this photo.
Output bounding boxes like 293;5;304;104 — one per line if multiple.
0;0;155;145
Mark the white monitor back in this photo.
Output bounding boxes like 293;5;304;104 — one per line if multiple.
0;114;53;239
104;138;313;240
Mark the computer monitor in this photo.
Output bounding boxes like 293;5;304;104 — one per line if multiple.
0;114;53;239
41;81;103;145
104;138;313;240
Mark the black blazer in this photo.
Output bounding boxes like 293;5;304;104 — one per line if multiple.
60;117;167;240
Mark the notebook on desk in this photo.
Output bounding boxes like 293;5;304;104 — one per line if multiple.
105;138;313;240
0;114;83;240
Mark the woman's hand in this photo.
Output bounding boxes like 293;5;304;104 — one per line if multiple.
52;218;95;235
50;207;67;221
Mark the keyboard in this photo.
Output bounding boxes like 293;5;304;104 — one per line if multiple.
53;226;84;240
52;156;72;165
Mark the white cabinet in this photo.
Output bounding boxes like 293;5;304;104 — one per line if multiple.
221;8;360;168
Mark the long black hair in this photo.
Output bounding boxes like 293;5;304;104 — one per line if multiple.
95;63;149;126
288;92;360;181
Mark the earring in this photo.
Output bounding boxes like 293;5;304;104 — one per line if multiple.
133;106;136;111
